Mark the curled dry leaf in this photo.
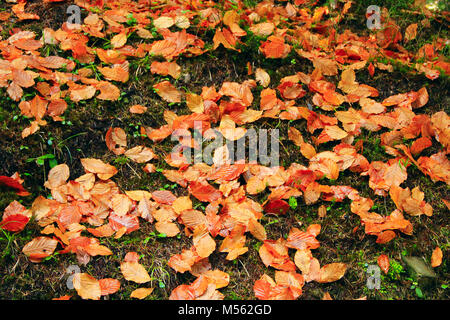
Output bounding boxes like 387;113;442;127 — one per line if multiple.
202;270;230;289
44;164;69;190
255;68;270;87
0;175;30;196
111;31;127;49
189;181;222;203
259;238;296;271
404;23;418;42
1;200;30;232
168;248;200;273
106;127;127;155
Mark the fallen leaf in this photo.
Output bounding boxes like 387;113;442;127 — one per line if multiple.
377;254;390;274
73;273;101;300
130;287;154;299
431;247;442;267
120;261;151;283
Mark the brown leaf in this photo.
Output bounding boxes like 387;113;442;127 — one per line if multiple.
404;24;418;42
255;68;270;87
185;92;204;113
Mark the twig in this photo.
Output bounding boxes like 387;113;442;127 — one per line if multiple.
126;161;142;179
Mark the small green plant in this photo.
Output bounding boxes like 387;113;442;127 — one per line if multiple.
114;156;129;166
126;13;138;26
387;260;405;281
26;153;58;168
0;229;15;259
410;281;424;298
288;196;298;210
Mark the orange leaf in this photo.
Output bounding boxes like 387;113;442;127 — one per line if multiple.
22;236;58;263
120;261;151;283
80;158;118;180
193;225;216;258
318;263;347;283
99;278;121;295
153;81;181;103
189;181;222;203
129;104;147;114
404;23;418;42
377;254;390;274
106;127;127;155
111;31;127;49
431;247;442;267
98;65;129;83
125;146;156;163
376;230;397;244
130;288;154;299
259;238;296;271
73;273;101;300
96;81;121;100
44;164;69;190
155;221;180;237
150;61;181;79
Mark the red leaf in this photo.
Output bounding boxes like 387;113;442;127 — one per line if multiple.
0;175;30;196
0;214;29;232
368;63;375;77
207;163;245;181
189;181;222;203
264;199;290;215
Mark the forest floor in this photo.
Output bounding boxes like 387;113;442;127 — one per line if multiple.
0;0;448;300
